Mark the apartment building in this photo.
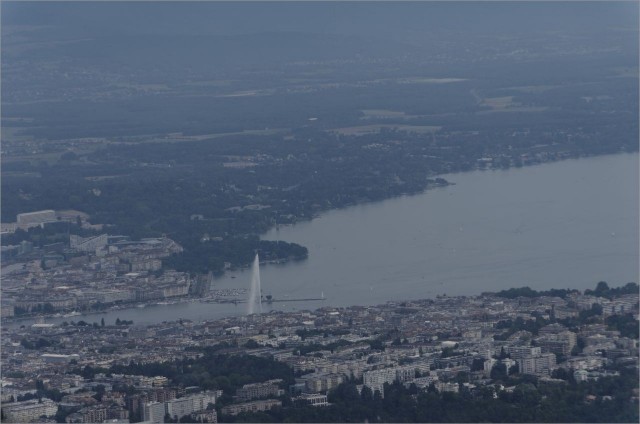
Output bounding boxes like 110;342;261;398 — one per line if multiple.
235;380;283;401
2;399;58;423
518;353;557;376
363;366;416;398
220;399;281;416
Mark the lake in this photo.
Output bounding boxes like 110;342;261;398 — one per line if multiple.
9;153;638;327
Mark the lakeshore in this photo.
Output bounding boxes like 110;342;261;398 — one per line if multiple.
4;152;637;329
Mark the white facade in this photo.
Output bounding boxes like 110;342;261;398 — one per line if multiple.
143;392;219;423
508;346;541;360
17;210;56;227
518;353;557;376
70;234;108;253
3;399;58;423
436;381;459;393
143;401;165;423
165;397;193;420
363;366;416;398
296;393;328;407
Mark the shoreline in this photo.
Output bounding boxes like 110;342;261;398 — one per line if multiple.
2;151;637;327
4;281;638;332
259;149;636;233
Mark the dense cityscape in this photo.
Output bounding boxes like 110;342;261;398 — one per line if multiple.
1;283;639;422
1;221;638;422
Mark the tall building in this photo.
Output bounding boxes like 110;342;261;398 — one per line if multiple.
508;346;541;360
141;392;219;423
165;397;193;421
518;353;557;376
143;401;165;423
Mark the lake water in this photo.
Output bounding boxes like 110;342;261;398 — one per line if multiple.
8;153;639;327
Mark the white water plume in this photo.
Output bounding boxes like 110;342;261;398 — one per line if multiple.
247;253;262;315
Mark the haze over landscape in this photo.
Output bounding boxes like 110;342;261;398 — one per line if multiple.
1;2;638;423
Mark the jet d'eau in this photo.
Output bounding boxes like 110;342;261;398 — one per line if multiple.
247;253;262;315
245;252;328;316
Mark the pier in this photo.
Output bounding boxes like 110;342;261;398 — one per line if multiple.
204;296;326;305
265;297;326;303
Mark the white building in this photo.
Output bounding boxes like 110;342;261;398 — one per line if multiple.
143;392;219;423
191;391;219;411
508;346;541;360
143;401;165;423
70;234;108;253
221;399;281;416
165;397;193;420
518;353;557;376
17;210;56;228
2;399;58;423
295;393;328;407
42;353;79;364
363;366;416;398
411;373;439;390
435;381;459;393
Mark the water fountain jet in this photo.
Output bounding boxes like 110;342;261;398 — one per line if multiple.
247;253;262;315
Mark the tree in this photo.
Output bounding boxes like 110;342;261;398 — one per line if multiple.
491;363;508;381
368;339;385;351
596;281;610;293
498;346;509;359
471;357;485;372
361;385;374;401
244;339;260;349
456;371;469;384
508;364;519;376
92;385;106;402
551;368;573;382
606;314;639;339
